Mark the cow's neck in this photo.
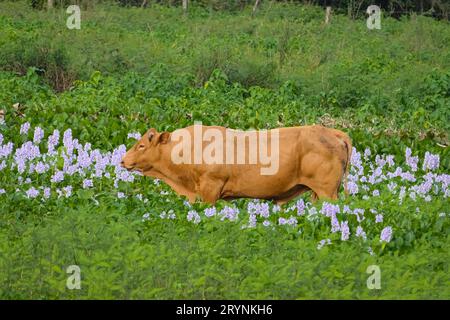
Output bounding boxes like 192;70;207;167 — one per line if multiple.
143;154;192;190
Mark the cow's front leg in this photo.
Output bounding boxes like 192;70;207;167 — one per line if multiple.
196;177;224;205
156;177;197;203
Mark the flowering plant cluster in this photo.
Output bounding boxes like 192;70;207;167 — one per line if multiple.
0;124;448;255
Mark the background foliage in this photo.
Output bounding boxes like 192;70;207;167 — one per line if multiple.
0;1;449;299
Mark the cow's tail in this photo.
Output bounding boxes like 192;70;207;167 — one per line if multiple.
332;130;352;196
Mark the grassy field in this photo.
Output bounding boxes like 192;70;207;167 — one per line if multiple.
0;1;449;299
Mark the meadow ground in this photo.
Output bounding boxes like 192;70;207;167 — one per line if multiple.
0;1;449;299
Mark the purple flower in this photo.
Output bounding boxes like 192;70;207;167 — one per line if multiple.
372;189;380;197
248;201;270;218
51;171;64;183
287;216;298;226
0;188;6;195
62;186;72;197
142;213;150;221
204;207;216;217
0;142;13;158
405;148;418;172
350;148;364;176
117;192;126;199
63;129;74;155
183;200;192;208
0;160;6;171
296;199;305;215
364;148;371;160
340;221;350;241
187;210;201;224
25;187;39;198
401;172;416;182
317;239;332;250
219;206;239;221
386;155;395;167
167;210;176;219
162;211;175;219
356;226;367;240
35;161;47;174
387;182;397;192
248;214;257;228
331;213;340;233
110;144;126;166
375;214;383;223
321;201;340;217
77;149;92;169
398;186;406;203
43;187;51;199
348;181;359;195
20;122;30;135
263;220;271;227
47;129;60;154
380;226;393;243
422;152;440;171
127;132;142;140
33;127;44;144
82;179;93;189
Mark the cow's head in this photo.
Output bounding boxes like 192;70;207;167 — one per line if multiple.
121;128;171;172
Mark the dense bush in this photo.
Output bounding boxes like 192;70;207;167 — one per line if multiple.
1;2;449;92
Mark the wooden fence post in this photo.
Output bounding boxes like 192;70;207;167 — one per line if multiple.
183;0;188;15
325;6;332;24
252;0;261;17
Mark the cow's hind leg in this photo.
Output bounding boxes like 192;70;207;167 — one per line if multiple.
299;153;341;202
311;187;337;201
305;179;339;202
302;179;339;202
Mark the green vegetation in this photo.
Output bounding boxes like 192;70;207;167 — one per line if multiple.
0;1;448;299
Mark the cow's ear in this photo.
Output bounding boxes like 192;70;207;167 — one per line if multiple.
158;131;170;144
148;128;157;142
148;132;154;142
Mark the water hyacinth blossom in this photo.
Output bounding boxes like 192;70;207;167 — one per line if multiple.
204;207;216;217
33;127;44;144
340;221;350;241
20;122;30;135
187;210;201;224
127;132;142;140
422;152;440;171
356;226;367;241
317;239;332;250
82;179;93;189
380;226;393;243
375;214;383;223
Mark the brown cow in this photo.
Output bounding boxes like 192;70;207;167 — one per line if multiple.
121;125;352;204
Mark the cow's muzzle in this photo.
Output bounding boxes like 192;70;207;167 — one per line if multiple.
120;161;136;171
